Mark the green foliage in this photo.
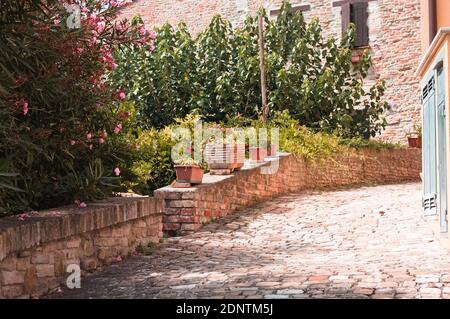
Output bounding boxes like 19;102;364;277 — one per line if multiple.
338;137;404;151
112;0;389;139
121;128;176;195
0;1;146;214
111;21;196;128
120;111;400;196
221;110;400;160
270;111;343;161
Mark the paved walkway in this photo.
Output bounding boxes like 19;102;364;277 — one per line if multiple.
57;183;450;299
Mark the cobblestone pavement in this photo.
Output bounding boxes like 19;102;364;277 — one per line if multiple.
57;183;450;299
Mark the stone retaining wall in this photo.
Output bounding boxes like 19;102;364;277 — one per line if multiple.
0;196;163;298
155;149;422;236
0;148;421;298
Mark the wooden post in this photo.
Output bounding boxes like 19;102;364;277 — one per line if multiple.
258;14;269;123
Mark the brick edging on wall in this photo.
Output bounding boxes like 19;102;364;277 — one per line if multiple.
155;149;422;236
0;196;163;298
0;148;421;298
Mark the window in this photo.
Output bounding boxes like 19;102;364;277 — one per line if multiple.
341;2;369;47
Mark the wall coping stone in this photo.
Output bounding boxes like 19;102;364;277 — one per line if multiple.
155;153;289;193
0;196;160;262
154;149;422;236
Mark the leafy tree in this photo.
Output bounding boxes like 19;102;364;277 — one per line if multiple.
111;20;196;128
112;0;389;138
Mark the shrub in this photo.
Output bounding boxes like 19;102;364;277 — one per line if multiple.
338;137;404;151
119;111;401;197
221;111;344;161
121;128;176;195
0;0;154;214
119;114;205;195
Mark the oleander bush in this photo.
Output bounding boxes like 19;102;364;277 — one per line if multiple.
0;0;155;214
111;0;389;138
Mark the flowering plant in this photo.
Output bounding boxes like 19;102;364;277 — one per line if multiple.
0;0;155;214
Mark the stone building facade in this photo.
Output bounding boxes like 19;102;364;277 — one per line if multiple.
118;0;422;142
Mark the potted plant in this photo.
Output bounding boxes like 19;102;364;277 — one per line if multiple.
249;143;267;162
174;158;204;184
205;142;245;171
406;124;422;149
204;125;245;173
266;140;278;157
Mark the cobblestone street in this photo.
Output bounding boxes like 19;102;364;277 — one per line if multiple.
57;183;450;299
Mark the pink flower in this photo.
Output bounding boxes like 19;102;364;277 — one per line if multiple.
89;144;93;150
98;137;105;144
149;31;157;40
114;167;121;176
75;200;87;208
86;132;92;140
139;26;149;37
102;131;108;138
17;213;30;221
114;123;123;134
117;90;127;101
70;140;76;146
116;255;123;262
149;44;156;52
96;21;106;33
115;24;123;33
22;100;29;115
111;0;126;8
53;19;61;25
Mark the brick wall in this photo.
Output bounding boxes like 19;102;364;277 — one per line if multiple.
0;196;163;298
155;149;422;236
118;0;422;143
0;148;421;298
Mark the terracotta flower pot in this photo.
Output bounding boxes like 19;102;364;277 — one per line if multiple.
266;145;278;157
205;143;245;170
249;147;267;161
175;165;204;184
408;137;422;149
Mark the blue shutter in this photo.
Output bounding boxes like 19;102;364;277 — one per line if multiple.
436;66;448;232
423;75;437;216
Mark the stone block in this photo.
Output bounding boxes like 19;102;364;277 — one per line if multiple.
1;270;24;285
1;285;24;298
23;266;37;295
36;264;55;278
170;200;195;208
31;252;50;264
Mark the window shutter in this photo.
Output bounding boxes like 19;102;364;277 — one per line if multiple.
352;2;369;47
341;3;351;36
